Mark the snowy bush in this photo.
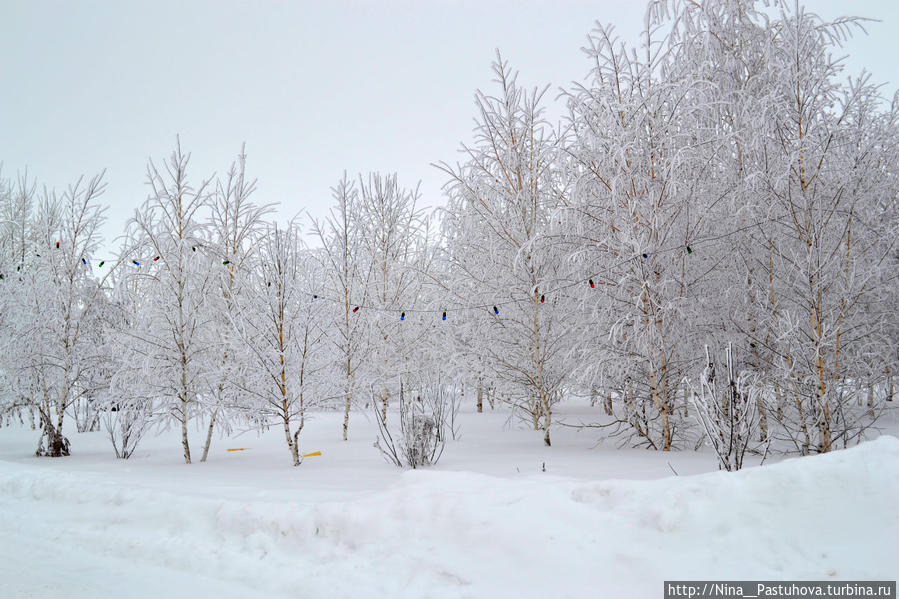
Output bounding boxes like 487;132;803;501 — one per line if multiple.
101;399;153;459
374;381;449;469
691;344;769;471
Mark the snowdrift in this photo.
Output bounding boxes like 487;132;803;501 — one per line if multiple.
1;436;896;599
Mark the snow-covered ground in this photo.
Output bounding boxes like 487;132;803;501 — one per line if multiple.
1;404;897;598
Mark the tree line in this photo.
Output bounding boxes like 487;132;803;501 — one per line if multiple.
1;0;896;467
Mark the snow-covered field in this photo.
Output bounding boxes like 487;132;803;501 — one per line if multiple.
1;404;897;599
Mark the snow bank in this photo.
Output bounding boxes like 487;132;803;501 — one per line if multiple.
1;436;897;598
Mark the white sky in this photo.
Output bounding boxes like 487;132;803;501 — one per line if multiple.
2;0;898;256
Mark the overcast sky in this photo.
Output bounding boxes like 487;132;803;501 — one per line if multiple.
3;0;898;256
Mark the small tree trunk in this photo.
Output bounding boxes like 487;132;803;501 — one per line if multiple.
200;409;218;463
817;404;833;453
542;393;552;447
867;384;875;418
181;397;192;464
290;440;300;467
284;415;300;467
795;389;810;454
476;381;483;413
343;389;351;441
661;409;672;451
38;421;70;457
55;407;66;453
650;371;672;451
343;346;352;440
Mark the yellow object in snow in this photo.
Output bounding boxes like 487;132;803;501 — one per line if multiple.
226;448;321;456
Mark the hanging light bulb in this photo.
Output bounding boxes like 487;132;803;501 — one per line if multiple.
313;294;318;299
222;260;230;265
493;305;499;315
133;260;140;266
353;306;359;313
686;246;693;254
589;278;595;288
642;253;648;260
540;294;545;303
442;311;446;321
153;256;160;262
56;242;60;249
82;258;87;265
98;261;104;268
400;311;405;321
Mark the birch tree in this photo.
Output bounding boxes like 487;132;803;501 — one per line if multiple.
202;146;272;461
230;219;326;465
356;173;428;423
311;176;373;440
96;251;163;458
565;14;714;450
440;53;572;446
126;140;216;464
6;174;114;455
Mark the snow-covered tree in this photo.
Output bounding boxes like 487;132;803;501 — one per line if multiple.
355;173;428;423
4;174;114;455
311;176;373;440
564;12;723;451
230;219;326;466
125;140;217;463
439;53;572;446
101;256;159;459
202;146;272;461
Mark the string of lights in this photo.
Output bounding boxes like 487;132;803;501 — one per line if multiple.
305;211;808;318
1;210;889;321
